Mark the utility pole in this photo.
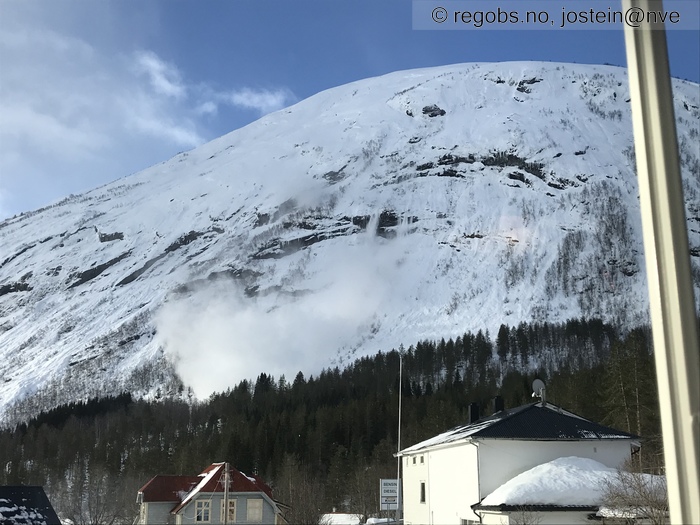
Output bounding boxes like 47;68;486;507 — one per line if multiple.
223;462;230;525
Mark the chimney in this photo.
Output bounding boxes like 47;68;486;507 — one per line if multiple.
469;402;480;423
492;395;505;413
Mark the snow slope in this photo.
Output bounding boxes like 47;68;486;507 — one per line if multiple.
1;62;698;422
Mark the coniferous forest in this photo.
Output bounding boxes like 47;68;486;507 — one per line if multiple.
0;318;663;524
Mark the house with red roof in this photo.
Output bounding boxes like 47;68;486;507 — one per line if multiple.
137;462;288;524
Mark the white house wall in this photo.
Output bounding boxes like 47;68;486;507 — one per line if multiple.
402;453;430;525
477;439;633;499
402;441;480;525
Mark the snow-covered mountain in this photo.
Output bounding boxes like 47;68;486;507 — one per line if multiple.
1;62;699;423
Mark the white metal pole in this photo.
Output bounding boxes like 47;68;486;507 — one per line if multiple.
622;2;700;523
396;353;403;522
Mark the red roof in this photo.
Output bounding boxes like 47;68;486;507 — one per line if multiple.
191;463;273;498
140;463;274;513
138;475;201;503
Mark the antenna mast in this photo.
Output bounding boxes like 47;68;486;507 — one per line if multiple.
532;379;546;407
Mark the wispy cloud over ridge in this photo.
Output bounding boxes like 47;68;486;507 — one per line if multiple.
134;50;187;99
224;87;296;115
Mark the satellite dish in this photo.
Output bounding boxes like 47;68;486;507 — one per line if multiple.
532;378;545;396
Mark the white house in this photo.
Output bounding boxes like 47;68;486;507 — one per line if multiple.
396;399;638;525
137;462;289;524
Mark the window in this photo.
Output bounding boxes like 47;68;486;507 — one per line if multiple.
420;482;426;503
412;457;416;464
195;500;210;522
247;499;263;523
220;499;236;523
420;455;424;464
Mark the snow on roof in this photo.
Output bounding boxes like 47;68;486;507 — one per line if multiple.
597;506;642;518
174;463;224;512
166;463;275;514
138;475;201;502
0;487;60;525
398;413;504;454
397;403;636;455
480;456;615;506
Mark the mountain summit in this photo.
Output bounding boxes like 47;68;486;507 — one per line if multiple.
1;62;698;421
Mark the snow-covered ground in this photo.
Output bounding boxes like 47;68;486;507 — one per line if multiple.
1;61;698;422
320;513;363;525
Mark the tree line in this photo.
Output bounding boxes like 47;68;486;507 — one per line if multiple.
0;318;662;523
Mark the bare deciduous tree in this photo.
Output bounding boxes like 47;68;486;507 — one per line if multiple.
274;454;325;524
507;506;542;525
53;460;139;525
601;457;668;525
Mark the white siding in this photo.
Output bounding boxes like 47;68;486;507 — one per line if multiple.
402;454;430;525
402;443;480;524
479;509;594;524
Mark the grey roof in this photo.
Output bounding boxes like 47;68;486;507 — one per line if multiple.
473;503;599;512
0;486;61;525
397;402;637;455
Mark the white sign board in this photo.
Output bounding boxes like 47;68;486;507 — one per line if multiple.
380;479;400;510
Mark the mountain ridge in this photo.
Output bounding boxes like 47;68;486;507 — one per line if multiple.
1;61;698;423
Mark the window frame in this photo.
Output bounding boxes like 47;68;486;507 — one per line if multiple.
246;498;263;523
195;499;211;523
220;498;236;523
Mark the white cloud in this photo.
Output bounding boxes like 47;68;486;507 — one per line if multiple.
195;101;218;116
224;87;295;115
120;90;203;147
126;113;203;147
0;4;296;218
0;22;209;216
0;187;9;220
134;50;186;99
0;103;108;159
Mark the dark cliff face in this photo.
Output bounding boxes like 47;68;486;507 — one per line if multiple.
0;61;698;421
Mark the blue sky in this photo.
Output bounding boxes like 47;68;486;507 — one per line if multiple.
1;0;698;218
